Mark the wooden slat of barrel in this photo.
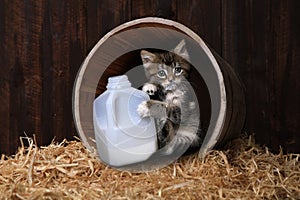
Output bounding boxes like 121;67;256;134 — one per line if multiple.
212;51;246;148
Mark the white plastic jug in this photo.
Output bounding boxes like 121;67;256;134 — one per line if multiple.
93;75;157;167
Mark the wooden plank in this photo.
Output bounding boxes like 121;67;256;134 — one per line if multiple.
0;0;10;155
0;1;45;154
87;0;131;50
267;0;300;152
177;0;222;54
68;1;89;141
222;0;300;153
222;0;273;148
21;1;44;146
0;0;87;154
131;0;176;20
40;1;87;146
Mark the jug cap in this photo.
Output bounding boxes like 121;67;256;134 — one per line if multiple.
107;75;131;89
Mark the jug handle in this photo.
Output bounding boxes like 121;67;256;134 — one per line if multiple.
106;96;118;128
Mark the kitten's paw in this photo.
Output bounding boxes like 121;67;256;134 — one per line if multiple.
166;91;182;107
142;83;157;96
137;101;150;118
137;100;167;119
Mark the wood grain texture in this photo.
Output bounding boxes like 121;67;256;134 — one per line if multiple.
87;0;131;50
222;0;300;153
177;0;222;54
0;0;299;154
0;0;10;155
0;1;45;154
0;1;87;154
131;0;176;20
267;0;300;152
40;0;87;146
222;0;272;145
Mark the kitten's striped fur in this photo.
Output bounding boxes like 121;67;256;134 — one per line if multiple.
137;40;203;155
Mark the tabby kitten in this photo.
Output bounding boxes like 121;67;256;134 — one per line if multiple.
137;40;202;155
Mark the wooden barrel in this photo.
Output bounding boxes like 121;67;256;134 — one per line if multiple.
72;17;246;157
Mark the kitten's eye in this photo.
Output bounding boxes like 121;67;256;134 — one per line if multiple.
174;67;183;76
157;70;166;78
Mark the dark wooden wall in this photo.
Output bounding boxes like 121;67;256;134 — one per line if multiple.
0;0;299;155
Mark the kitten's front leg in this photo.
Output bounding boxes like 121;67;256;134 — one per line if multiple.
137;100;168;149
161;127;200;155
137;100;167;119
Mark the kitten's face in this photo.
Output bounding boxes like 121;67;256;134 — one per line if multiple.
140;40;190;91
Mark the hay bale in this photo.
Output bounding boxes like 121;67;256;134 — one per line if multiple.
0;135;299;199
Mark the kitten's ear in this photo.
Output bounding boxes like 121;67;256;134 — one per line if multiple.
140;50;156;65
173;40;189;61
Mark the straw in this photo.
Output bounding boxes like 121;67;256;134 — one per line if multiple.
0;134;299;199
